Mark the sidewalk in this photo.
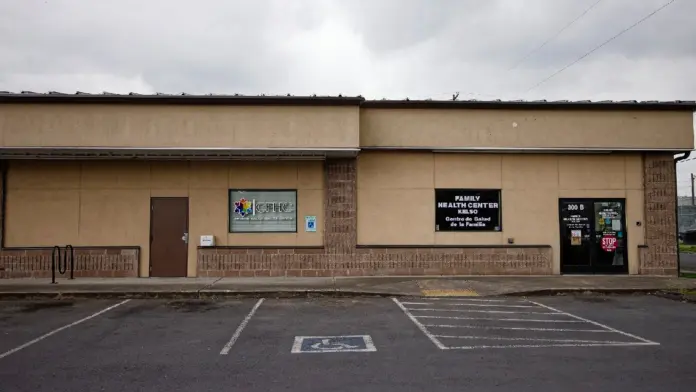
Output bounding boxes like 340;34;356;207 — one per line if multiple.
1;275;695;298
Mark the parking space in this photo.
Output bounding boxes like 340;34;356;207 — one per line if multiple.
393;297;658;349
0;295;695;391
0;298;269;391
0;299;127;355
234;297;426;351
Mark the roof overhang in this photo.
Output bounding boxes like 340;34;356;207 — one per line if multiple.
363;146;690;153
362;100;696;111
0;147;360;160
0;93;365;106
1;93;693;111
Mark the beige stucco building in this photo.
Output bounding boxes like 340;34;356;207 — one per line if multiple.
0;93;693;278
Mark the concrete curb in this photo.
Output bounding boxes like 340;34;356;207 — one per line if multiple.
0;290;412;300
652;290;696;304
1;288;688;299
501;288;666;297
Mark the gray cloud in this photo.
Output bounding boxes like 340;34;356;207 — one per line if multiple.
0;0;694;182
1;0;694;99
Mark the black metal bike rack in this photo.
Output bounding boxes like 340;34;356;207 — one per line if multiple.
51;244;74;284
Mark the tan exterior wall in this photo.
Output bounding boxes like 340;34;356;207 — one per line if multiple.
5;160;325;277
3;105;691;151
357;151;645;274
360;109;694;150
0;104;359;148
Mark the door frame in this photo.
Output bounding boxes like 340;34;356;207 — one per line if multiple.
558;198;594;275
149;197;189;277
558;197;628;275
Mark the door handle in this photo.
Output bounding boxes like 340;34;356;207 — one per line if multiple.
182;232;189;244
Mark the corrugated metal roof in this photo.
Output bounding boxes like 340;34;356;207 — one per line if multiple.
0;91;694;110
362;99;696;110
0;91;365;106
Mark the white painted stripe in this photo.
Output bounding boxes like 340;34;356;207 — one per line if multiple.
0;299;131;361
425;297;509;302
403;302;535;308
392;298;448;350
406;308;561;315
415;315;583;323
526;300;660;345
446;342;659;350
433;335;633;344
219;298;265;355
423;324;611;332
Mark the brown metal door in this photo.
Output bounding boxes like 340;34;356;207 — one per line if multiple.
150;197;189;277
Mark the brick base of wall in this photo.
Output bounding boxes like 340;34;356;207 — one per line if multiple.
197;246;553;277
0;247;139;278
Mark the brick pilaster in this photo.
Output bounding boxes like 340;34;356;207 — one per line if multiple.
324;159;357;255
641;153;678;275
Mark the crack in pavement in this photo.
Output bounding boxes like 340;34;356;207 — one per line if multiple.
197;277;223;296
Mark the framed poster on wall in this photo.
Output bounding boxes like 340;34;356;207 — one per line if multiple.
229;190;297;233
435;189;502;232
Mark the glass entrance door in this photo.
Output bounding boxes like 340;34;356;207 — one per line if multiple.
591;200;628;274
559;198;628;274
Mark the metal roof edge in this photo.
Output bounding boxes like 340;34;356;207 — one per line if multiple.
360;100;696;111
0;92;694;110
0;93;365;106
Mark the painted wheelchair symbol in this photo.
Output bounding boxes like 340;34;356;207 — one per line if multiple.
292;335;377;353
310;338;359;350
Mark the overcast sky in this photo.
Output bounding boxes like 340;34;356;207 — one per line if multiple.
1;0;695;188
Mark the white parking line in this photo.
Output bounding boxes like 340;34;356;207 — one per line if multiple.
406;308;561;315
0;299;131;361
433;335;633;344
415;315;583;323
447;342;658;350
402;302;536;308
427;298;509;302
392;298;448;350
423;324;611;332
219;298;265;355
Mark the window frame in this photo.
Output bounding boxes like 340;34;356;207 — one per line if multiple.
228;189;299;233
434;188;503;232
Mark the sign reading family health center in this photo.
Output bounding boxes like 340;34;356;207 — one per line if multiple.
435;189;502;232
229;190;297;233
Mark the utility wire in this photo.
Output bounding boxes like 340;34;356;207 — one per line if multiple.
509;0;605;71
527;0;678;92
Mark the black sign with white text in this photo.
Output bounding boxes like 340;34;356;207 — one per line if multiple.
435;189;502;232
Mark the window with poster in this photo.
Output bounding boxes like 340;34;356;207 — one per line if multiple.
434;189;502;232
229;190;297;233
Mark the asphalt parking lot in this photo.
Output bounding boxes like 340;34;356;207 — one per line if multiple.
1;295;695;392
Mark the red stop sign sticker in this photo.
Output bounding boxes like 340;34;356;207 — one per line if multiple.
601;235;617;252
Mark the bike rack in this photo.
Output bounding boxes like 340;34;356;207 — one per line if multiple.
51;244;74;284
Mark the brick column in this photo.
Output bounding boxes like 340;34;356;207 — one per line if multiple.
324;159;357;255
642;153;678;275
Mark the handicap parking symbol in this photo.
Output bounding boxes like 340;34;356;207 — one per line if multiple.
291;335;376;353
304;216;317;232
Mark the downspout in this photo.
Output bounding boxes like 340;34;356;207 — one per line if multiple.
674;151;692;276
